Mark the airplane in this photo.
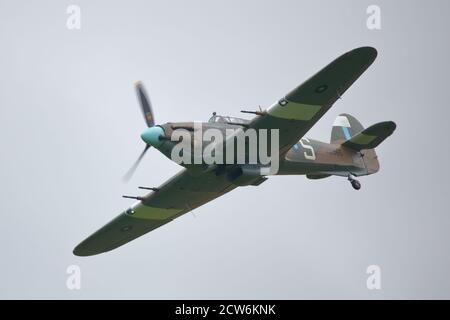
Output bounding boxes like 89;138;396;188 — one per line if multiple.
73;46;396;256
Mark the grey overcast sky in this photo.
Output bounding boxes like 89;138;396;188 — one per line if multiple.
0;0;449;299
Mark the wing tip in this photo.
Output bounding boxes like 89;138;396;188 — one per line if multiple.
73;242;104;257
73;246;85;257
349;46;378;63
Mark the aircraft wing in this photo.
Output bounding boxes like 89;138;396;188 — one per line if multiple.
248;47;378;156
74;169;236;256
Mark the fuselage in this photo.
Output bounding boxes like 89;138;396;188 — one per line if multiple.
143;115;378;180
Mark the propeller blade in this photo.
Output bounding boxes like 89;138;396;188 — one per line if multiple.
135;81;155;127
122;144;151;182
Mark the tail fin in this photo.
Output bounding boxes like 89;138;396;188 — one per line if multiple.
331;114;396;175
331;113;364;143
331;113;396;149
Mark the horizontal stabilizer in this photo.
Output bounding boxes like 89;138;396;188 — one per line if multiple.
342;121;396;151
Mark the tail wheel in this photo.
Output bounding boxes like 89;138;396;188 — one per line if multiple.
347;174;362;190
351;179;361;190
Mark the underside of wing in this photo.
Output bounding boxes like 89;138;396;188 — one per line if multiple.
73;169;236;256
248;47;378;156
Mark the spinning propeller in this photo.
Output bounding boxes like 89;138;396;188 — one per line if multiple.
122;82;166;182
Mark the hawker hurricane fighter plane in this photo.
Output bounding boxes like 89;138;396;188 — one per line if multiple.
74;46;396;256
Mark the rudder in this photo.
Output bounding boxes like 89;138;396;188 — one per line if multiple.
331;113;365;143
330;113;396;175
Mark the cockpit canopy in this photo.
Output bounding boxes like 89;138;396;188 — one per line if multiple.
208;114;250;125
